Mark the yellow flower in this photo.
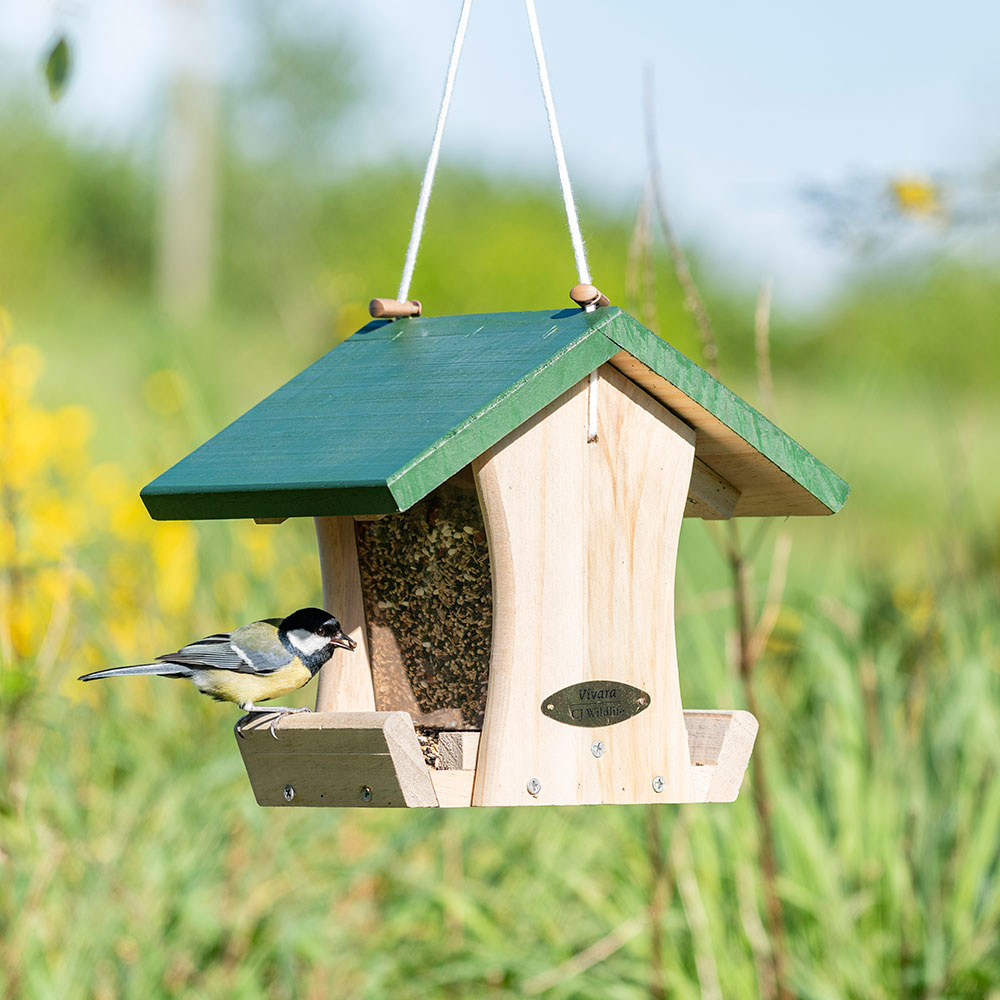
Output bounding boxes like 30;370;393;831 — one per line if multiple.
244;524;276;575
5;342;45;397
151;521;198;616
29;489;89;560
890;176;943;218
52;405;94;475
106;552;143;609
0;520;15;563
87;462;130;510
8;599;38;658
108;617;140;660
5;407;55;489
110;495;154;543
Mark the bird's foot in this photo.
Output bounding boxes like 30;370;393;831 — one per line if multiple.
234;704;311;739
265;705;311;740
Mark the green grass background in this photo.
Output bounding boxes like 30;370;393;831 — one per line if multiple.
1;64;999;999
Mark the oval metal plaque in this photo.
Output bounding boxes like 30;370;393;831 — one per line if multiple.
540;681;651;728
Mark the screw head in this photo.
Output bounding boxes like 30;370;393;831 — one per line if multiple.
652;776;665;793
591;740;606;758
526;778;542;797
360;785;373;803
283;785;295;802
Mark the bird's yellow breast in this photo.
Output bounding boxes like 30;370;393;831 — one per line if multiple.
192;662;314;704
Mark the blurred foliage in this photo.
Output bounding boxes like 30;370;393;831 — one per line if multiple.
792;261;1000;391
228;0;360;171
43;35;72;103
1;339;997;995
2;18;1000;997
0;109;154;299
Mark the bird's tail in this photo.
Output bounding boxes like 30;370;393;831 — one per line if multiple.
78;662;193;682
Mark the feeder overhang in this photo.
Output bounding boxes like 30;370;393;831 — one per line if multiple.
140;307;848;521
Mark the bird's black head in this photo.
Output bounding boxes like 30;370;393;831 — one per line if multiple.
279;607;357;672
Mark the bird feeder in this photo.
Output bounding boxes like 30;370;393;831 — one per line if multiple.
141;306;848;808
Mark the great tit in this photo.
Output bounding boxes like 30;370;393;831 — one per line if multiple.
78;608;357;737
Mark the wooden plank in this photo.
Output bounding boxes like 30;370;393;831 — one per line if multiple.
439;761;732;806
434;711;754;805
690;763;717;802
142;306;846;522
684;709;758;803
427;713;752;771
472;365;695;806
236;717;392;754
437;731;481;770
237;711;437;808
686;709;739;765
243;753;404;807
145;483;400;521
314;516;376;712
382;712;439;807
141;309;619;520
611;350;834;517
429;769;475;808
424;711;756;806
703;711;758;802
686;458;741;520
385;324;618;512
254;709;407;731
605;317;849;516
237;709;753;806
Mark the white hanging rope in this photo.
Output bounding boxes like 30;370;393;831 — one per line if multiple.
523;0;591;286
396;0;593;304
397;0;474;303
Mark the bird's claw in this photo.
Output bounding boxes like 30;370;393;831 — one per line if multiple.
233;706;311;739
268;706;311;739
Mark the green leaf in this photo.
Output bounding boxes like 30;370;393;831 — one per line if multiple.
44;35;72;102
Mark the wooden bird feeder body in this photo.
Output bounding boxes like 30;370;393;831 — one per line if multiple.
142;307;848;808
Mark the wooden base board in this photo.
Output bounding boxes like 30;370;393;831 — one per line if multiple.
237;709;757;808
237;711;436;807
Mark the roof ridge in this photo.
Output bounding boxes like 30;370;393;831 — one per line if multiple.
385;307;621;498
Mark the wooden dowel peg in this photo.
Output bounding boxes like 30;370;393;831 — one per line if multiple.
369;298;422;319
570;284;610;311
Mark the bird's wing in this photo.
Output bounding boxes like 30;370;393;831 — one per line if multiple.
157;620;292;675
227;620;296;673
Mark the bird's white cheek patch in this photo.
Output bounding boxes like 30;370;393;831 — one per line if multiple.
286;628;329;657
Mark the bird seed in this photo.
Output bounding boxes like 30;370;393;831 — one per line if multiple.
355;477;492;728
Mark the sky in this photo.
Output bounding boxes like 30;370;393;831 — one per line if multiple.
3;0;1000;306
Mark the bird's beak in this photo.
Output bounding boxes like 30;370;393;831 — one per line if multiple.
330;631;357;651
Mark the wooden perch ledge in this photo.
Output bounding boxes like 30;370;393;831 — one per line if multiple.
236;709;757;808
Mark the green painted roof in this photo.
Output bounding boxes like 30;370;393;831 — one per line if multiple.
141;307;848;521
